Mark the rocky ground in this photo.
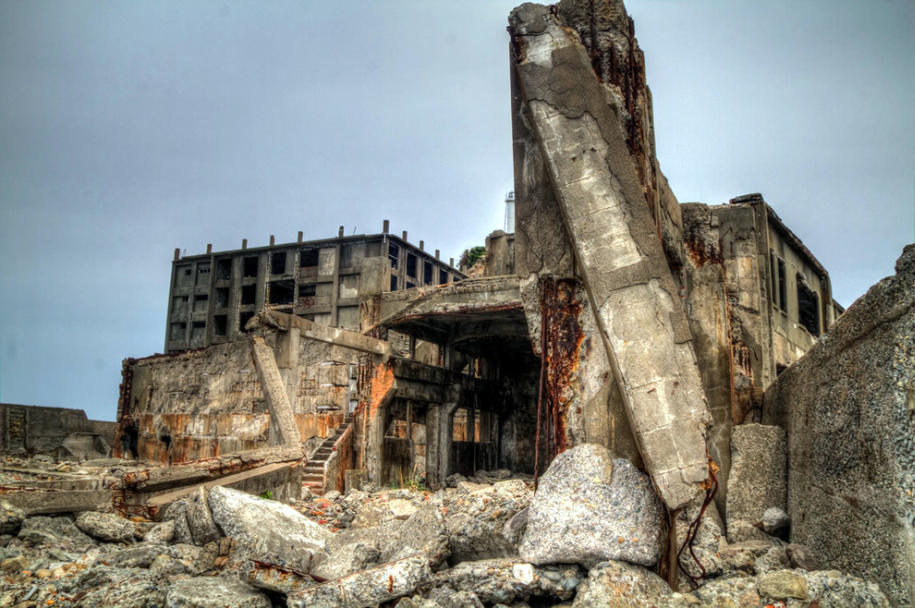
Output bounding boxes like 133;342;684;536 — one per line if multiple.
0;445;892;608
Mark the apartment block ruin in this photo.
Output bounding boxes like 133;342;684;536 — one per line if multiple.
165;225;464;352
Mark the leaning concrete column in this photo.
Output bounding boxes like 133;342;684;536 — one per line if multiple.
250;335;301;447
509;4;712;510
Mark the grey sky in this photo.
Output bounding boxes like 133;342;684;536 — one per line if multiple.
1;1;912;422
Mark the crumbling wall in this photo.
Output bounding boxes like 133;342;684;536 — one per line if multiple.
763;245;915;607
1;403;115;460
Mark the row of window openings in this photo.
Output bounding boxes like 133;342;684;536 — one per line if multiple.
389;245;449;288
170;312;251;340
218;247;356;282
769;251;821;337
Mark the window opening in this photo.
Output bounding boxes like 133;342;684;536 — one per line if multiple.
423;260;433;285
439;270;448;285
390;275;398;292
796;274;820;337
213;315;227;335
268;280;294;305
243;256;259;278
271;252;286;275
193;294;208;312
216;258;231;280
300;248;319;267
241;284;256;305
388;243;399;269
406;253;417;278
777;258;787;311
299;284;317;297
340;244;354;268
239;311;254;331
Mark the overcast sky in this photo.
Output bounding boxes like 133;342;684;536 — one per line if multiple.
1;1;912;422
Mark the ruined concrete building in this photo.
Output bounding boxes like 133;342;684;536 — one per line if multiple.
5;0;910;604
165;224;464;352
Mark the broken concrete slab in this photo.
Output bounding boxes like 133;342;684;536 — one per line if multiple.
509;1;712;510
74;511;136;544
430;558;582;605
286;554;432;608
207;485;330;573
166;576;271;608
518;444;663;567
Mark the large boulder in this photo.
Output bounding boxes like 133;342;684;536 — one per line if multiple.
16;515;95;551
518;445;664;567
207;485;331;573
726;424;786;542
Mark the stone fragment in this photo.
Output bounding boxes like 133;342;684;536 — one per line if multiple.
17;515;95;551
161;499;195;545
726;424;786;542
165;576;270;608
186;486;221;545
383;503;450;567
444;479;532;562
310;520;397;580
75;511;136;543
208;485;330;573
518;445;663;567
758;506;789;535
571;560;672;607
242;560;315;595
674;496;726;583
143;519;176;543
150;543;218;579
0;500;25;535
431;558;581;605
785;543;820;571
388;498;418;520
1;554;29;572
65;565;165;608
757;570;808;600
287;555;431;608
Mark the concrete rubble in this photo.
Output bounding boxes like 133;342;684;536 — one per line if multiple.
1;0;911;605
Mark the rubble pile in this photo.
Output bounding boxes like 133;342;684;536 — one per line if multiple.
0;444;891;608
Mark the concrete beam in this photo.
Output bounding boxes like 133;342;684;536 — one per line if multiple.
510;4;712;510
250;334;302;448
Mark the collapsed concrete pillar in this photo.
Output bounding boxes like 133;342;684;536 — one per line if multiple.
509;2;712;510
249;335;301;447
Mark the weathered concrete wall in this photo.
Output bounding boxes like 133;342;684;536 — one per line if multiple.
1;404;116;460
509;1;712;510
764;245;915;607
118;312;386;464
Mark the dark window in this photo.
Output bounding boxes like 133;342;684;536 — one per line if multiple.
243;256;259;278
216;258;232;280
769;251;778;305
184;268;192;276
340;244;354;268
388;243;399;269
215;288;229;308
271;252;286;275
406;253;417;278
300;248;318;267
423;260;433;285
213;315;227;335
241;284;256;305
439;270;448;285
192;320;205;329
777;258;787;311
406;282;415;289
269;280;294;305
197;263;210;276
390;275;398;292
299;284;316;297
796;274;820;337
239;311;254;331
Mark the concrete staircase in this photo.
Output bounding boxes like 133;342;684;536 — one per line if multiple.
302;415;352;496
